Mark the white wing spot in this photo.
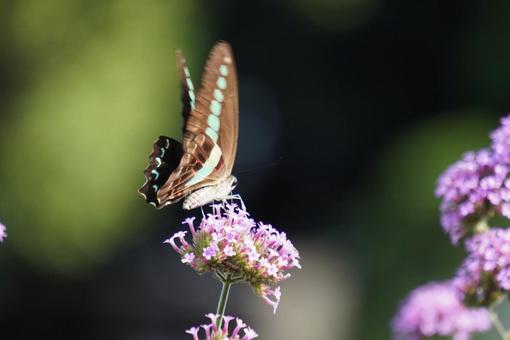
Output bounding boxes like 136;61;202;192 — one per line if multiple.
183;66;191;77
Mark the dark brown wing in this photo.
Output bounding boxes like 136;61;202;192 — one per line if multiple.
138;52;195;207
176;49;195;135
138;136;183;207
155;42;239;207
182;41;239;174
157;133;227;205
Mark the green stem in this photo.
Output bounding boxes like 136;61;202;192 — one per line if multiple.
489;307;508;340
215;273;232;329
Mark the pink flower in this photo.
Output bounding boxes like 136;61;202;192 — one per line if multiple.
223;245;235;257
392;281;491;340
186;314;258;340
165;203;301;313
0;222;6;242
182;253;196;264
436;149;508;244
491;113;510;164
163;231;189;252
203;244;219;260
454;228;510;305
436;114;510;244
261;286;281;314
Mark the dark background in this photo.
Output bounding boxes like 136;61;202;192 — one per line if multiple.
1;0;509;339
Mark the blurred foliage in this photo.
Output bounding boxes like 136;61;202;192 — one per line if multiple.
458;1;510;108
289;0;379;32
379;110;497;219
0;0;199;274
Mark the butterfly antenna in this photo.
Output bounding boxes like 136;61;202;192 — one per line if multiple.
236;157;283;176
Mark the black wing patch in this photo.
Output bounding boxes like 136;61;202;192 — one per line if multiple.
139;136;183;206
177;50;195;125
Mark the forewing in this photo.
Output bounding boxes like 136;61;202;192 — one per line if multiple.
183;41;239;174
176;49;196;130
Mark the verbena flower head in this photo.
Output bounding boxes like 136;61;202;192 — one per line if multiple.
454;228;510;306
392;281;491;340
491;113;510;164
0;222;6;242
435;149;510;244
165;203;301;313
185;313;258;340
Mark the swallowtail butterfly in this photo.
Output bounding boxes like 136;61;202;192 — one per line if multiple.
139;42;239;210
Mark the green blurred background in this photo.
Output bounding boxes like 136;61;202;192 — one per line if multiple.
0;0;509;339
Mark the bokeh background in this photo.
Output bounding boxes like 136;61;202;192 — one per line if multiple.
1;0;510;339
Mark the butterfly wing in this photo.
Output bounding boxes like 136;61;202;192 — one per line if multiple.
138;136;183;206
193;41;238;175
156;42;239;207
176;49;195;137
138;51;196;207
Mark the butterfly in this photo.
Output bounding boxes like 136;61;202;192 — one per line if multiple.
139;42;239;210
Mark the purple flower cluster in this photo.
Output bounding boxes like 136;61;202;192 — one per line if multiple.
165;203;301;313
0;222;6;242
186;313;258;340
454;228;510;305
392;281;491;340
392;114;510;339
436;114;510;244
491;114;510;164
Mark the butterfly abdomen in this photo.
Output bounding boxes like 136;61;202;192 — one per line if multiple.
182;175;237;210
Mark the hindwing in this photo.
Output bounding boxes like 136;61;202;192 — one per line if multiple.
138;136;183;206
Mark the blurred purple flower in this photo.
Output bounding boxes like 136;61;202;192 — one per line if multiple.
435;149;510;244
491;113;510;164
0;222;6;242
392;281;491;340
454;228;510;305
165;203;301;313
186;313;258;340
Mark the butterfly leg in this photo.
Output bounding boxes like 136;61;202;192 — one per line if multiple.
222;194;246;210
236;195;246;210
200;206;205;218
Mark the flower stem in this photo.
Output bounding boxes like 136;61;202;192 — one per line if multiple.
215;273;232;329
489;306;509;340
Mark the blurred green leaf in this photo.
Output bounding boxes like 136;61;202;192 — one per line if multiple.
0;0;200;274
288;0;378;32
